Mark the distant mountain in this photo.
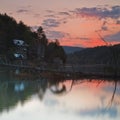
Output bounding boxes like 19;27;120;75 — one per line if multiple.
62;46;84;54
67;44;120;64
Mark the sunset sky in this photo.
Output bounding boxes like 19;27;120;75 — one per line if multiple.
0;0;120;47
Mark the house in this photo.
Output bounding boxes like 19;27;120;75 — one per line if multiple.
13;39;28;60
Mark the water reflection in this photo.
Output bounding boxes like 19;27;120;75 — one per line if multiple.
0;69;120;120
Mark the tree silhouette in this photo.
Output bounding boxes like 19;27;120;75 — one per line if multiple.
0;13;66;64
45;40;67;64
36;26;48;59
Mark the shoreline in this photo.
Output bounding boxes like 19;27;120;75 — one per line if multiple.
0;63;120;80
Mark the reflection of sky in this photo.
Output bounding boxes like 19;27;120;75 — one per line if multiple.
79;106;117;118
0;81;120;120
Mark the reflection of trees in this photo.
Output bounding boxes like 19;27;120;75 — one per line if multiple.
54;77;120;107
50;84;66;95
49;78;88;95
0;69;120;113
108;80;118;107
0;75;67;113
91;78;119;107
37;79;48;100
85;78;120;107
0;81;37;113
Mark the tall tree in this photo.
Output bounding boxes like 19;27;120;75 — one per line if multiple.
36;26;48;59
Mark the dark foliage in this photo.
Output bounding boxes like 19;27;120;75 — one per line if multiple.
0;13;66;64
45;40;66;64
67;44;120;65
0;13;36;55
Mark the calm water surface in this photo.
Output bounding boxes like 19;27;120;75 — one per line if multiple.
0;69;120;120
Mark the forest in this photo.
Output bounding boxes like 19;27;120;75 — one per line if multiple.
67;44;120;65
0;13;66;64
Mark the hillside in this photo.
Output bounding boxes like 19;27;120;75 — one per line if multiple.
0;13;37;54
0;13;66;64
67;44;120;65
63;46;83;54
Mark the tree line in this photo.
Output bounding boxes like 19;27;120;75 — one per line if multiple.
0;13;66;64
67;44;120;65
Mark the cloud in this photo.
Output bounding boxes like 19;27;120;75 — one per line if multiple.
79;37;90;40
101;26;108;31
44;10;73;27
58;12;71;16
116;20;120;24
46;30;65;39
45;14;56;18
46;10;55;13
31;26;39;31
16;5;32;14
42;19;60;28
16;9;29;13
45;10;57;18
101;21;108;31
74;5;120;19
104;31;120;42
33;13;41;18
67;36;90;41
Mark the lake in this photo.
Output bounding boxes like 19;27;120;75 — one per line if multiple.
0;68;120;120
